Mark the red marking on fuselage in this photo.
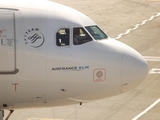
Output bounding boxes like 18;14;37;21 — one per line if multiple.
13;83;19;91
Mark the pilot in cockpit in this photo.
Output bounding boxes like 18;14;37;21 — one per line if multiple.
73;28;81;45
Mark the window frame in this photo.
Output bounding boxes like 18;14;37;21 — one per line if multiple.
73;27;92;45
56;28;70;47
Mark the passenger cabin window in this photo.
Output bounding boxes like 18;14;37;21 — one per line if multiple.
73;28;92;45
56;28;70;46
85;25;108;40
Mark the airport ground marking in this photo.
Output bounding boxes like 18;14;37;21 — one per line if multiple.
116;12;160;40
27;118;65;120
132;98;160;120
144;56;160;74
143;56;160;62
133;56;160;119
149;68;160;74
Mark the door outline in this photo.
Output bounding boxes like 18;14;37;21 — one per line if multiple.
0;11;18;74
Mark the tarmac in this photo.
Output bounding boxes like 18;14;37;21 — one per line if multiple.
5;0;160;119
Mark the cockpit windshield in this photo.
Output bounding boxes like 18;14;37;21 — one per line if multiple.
85;25;108;40
73;27;92;45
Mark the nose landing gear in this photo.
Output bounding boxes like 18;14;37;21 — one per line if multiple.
0;110;14;120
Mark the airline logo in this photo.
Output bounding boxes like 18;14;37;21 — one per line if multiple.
24;28;45;48
52;66;89;71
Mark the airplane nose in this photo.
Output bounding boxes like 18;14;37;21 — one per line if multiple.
121;46;148;93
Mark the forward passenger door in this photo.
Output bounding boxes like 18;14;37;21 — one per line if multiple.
0;12;16;74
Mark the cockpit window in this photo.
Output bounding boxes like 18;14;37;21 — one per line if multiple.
56;28;69;46
85;25;108;40
73;28;92;45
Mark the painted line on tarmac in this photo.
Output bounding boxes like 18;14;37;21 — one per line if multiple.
132;98;160;120
27;118;65;120
149;68;160;74
116;12;160;40
146;0;160;1
132;56;160;119
143;56;160;61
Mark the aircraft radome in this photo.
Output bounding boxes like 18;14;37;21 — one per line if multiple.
0;0;148;119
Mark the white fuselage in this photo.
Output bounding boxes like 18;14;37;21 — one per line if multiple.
0;0;148;110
